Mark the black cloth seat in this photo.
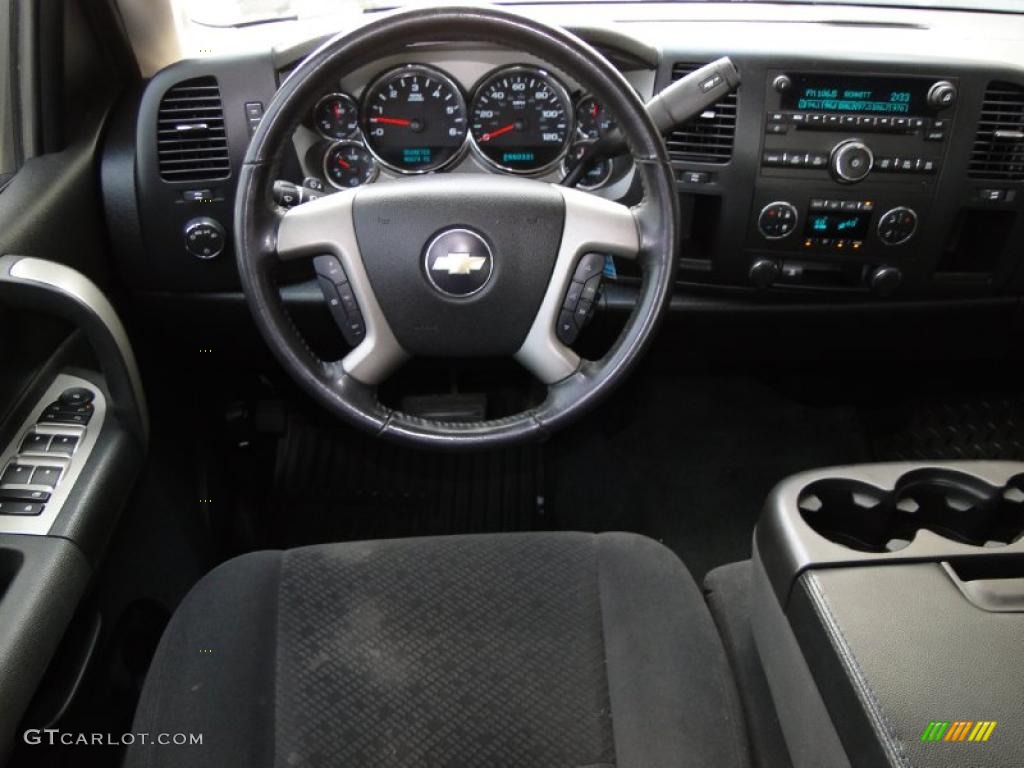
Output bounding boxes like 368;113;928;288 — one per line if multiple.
126;532;749;768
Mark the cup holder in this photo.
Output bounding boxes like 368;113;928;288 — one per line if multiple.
798;470;1024;553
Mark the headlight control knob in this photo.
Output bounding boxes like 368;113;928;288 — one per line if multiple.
830;140;874;183
184;217;226;260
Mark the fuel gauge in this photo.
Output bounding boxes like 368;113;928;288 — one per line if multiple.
314;93;359;139
323;141;377;189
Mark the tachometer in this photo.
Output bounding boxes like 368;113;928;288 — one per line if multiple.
469;66;572;173
361;65;468;173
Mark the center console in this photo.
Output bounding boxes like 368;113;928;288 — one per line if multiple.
747;72;959;294
752;462;1024;768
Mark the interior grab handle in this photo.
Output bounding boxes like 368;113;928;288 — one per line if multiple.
0;255;149;444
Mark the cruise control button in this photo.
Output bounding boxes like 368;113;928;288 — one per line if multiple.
31;466;62;487
0;501;44;516
1;464;34;485
313;255;348;284
20;433;51;453
336;283;360;317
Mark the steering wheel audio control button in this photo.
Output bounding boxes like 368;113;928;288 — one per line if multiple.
556;311;579;345
573;253;606;282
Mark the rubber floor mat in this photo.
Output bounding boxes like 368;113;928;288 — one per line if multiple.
868;394;1024;461
268;415;548;547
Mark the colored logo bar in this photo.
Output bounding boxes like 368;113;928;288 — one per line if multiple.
921;721;996;742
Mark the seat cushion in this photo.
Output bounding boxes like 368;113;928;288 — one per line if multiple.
125;532;749;768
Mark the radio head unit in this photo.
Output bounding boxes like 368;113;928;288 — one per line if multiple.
780;74;930;116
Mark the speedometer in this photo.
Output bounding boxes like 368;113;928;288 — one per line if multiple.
361;65;468;173
469;66;573;173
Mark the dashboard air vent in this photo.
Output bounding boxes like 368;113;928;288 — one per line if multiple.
157;76;230;183
665;62;738;164
968;81;1024;181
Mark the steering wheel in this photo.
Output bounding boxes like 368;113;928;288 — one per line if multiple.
235;6;679;449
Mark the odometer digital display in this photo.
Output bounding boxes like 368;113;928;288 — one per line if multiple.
470;66;572;173
361;65;468;173
781;74;930;115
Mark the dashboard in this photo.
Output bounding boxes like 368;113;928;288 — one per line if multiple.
101;4;1024;351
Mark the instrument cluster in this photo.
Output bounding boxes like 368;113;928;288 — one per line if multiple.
303;62;621;191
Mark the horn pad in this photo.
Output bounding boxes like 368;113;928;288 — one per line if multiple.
352;175;565;357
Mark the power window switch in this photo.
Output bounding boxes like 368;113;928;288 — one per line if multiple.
1;463;34;485
30;466;62;488
0;488;51;502
0;500;44;516
47;435;80;455
20;433;52;453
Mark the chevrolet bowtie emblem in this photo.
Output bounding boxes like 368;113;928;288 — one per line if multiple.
431;252;488;275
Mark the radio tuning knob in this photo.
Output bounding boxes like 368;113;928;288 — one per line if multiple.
927;80;957;110
830;140;874;183
772;74;792;93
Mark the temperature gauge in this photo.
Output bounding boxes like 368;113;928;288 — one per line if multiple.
323;141;377;189
314;93;359;139
575;96;616;140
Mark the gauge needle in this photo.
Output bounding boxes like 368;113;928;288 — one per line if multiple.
370;116;412;127
336;156;351;170
480;123;516;142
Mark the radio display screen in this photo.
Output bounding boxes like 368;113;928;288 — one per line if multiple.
804;211;871;239
781;74;929;115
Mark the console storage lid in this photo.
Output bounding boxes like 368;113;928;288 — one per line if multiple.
752;461;1024;768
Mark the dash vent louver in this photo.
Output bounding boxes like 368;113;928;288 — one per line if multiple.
157;76;230;183
664;62;738;164
968;81;1024;181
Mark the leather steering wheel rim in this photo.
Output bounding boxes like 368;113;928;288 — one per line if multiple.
234;6;679;449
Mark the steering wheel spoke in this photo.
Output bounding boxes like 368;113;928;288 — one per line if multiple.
276;189;407;385
515;188;640;384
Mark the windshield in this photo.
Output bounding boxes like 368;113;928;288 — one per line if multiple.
182;0;1024;27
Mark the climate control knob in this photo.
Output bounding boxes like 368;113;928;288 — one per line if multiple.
757;201;798;240
877;207;918;246
830;140;874;183
869;265;903;297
